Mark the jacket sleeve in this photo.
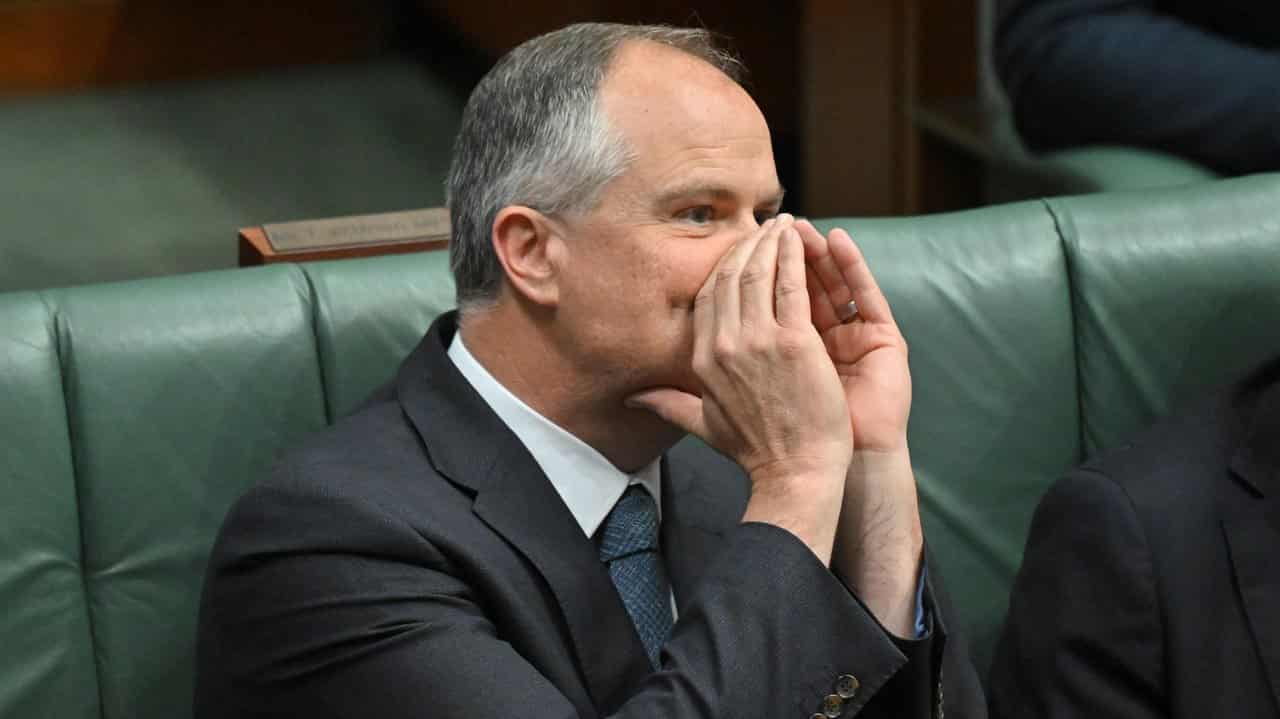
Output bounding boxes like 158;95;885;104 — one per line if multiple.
195;465;970;719
832;549;988;719
996;0;1280;174
988;469;1165;719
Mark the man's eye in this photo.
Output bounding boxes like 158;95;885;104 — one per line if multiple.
755;209;779;224
680;206;715;224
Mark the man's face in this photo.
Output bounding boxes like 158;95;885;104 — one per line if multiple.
551;41;783;399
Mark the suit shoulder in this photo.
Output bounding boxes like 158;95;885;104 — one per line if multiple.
1079;394;1237;494
216;395;467;557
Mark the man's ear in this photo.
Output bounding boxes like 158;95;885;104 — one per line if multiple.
490;205;563;307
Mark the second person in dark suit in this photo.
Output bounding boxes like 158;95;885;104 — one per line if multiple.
989;357;1280;717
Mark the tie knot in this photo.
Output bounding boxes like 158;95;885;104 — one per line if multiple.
598;485;659;562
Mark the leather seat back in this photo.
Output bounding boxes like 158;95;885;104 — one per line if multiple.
817;199;1081;674
1049;177;1280;454
305;250;457;420
0;293;99;719
40;267;328;719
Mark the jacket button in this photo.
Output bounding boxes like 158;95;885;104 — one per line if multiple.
821;694;844;717
836;674;860;698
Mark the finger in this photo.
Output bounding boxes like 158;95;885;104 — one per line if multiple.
692;245;729;353
693;220;763;352
794;219;830;262
802;224;856;323
712;218;773;333
625;388;707;438
739;214;791;325
775;226;810;328
806;264;841;331
827;227;895;323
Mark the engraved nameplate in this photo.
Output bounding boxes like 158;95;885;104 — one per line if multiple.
263;208;450;253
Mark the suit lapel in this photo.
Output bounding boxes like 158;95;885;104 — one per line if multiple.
394;313;650;713
1224;379;1280;713
470;477;652;713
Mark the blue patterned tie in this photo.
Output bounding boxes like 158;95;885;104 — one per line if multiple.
597;485;674;669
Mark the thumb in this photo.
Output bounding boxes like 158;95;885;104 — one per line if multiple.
625;388;707;438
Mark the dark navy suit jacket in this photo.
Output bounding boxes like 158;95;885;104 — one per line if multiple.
990;359;1280;717
194;311;984;718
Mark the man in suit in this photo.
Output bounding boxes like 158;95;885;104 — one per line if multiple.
989;358;1280;717
195;23;983;718
996;0;1280;174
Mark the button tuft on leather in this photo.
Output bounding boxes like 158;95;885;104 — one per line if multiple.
821;693;844;718
810;714;828;719
836;674;860;699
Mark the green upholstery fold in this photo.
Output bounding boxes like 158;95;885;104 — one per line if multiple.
1051;173;1280;455
46;266;328;719
817;201;1079;676
304;251;457;420
0;294;100;719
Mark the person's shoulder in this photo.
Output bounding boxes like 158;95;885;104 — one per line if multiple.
281;389;429;483
1080;394;1232;489
222;389;465;545
1067;369;1268;525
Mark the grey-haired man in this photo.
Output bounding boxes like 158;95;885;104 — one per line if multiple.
195;23;984;719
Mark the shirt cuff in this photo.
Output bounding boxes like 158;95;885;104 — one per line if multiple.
913;561;930;639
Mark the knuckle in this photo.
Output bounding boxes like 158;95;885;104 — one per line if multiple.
715;266;740;285
774;279;805;298
742;332;770;355
710;333;737;362
738;266;768;288
691;351;713;378
776;331;809;360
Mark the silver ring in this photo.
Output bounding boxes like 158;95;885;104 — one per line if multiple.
838;300;859;324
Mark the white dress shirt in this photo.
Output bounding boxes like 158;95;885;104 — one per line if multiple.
447;335;663;538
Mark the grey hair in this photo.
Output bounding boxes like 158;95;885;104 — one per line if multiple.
445;22;744;310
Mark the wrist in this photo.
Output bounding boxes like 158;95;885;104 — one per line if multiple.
743;465;846;566
832;445;924;635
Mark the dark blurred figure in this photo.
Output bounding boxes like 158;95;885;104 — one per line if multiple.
988;357;1280;718
996;0;1280;175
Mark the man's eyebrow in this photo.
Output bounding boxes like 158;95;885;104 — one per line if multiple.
654;183;787;208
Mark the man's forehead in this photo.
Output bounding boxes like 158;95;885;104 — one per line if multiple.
601;41;760;128
602;43;770;159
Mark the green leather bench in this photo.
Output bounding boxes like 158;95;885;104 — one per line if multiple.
3;174;1279;718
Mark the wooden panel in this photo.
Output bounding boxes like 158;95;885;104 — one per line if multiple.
0;0;389;96
239;207;451;266
912;0;981;213
801;1;911;217
239;226;449;267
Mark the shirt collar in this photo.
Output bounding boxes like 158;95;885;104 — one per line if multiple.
447;333;662;538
